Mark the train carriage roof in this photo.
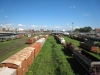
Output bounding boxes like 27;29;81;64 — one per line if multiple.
86;36;100;41
91;62;100;67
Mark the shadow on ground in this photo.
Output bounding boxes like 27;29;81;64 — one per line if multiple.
67;58;88;75
62;48;88;75
54;36;89;75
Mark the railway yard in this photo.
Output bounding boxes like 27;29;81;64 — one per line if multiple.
0;32;100;75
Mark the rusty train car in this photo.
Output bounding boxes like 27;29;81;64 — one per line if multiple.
80;37;99;53
67;43;100;75
0;35;48;75
54;35;66;47
26;35;42;44
26;35;48;44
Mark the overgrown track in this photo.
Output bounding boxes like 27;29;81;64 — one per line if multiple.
54;36;88;75
0;37;29;62
63;36;100;60
26;36;75;75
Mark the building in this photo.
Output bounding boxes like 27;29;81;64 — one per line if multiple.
0;28;2;32
94;28;100;33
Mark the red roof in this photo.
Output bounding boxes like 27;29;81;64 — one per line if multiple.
94;28;100;32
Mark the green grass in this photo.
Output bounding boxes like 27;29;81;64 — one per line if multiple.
63;36;100;60
0;36;30;62
0;35;43;62
62;36;79;47
26;36;75;75
0;44;29;63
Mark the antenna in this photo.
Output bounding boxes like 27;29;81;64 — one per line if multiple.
72;22;74;32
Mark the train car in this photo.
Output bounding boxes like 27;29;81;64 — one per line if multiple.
0;47;35;75
73;34;78;40
59;37;66;46
39;35;43;38
30;42;41;57
36;38;46;47
67;43;100;75
0;35;48;75
80;40;99;53
1;35;15;41
26;38;35;44
54;35;66;47
26;35;41;44
44;35;48;39
18;34;23;38
86;36;100;42
0;67;16;75
34;36;38;41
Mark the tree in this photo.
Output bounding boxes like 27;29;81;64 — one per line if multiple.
83;26;92;32
74;26;93;32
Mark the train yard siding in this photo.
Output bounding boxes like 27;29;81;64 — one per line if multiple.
1;35;99;75
62;36;100;60
0;37;29;62
55;35;100;75
0;35;48;75
25;36;87;75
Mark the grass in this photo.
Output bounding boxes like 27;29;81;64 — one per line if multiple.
0;44;29;63
0;35;94;75
0;36;30;62
62;36;80;47
26;36;74;75
0;34;43;62
26;36;88;75
63;36;100;60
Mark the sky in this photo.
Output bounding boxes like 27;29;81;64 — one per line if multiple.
0;0;100;31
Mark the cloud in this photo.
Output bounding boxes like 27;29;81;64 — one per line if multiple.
74;26;80;29
66;23;69;25
73;6;76;8
84;14;89;16
0;23;14;29
41;25;48;28
18;24;25;26
30;25;65;30
49;26;52;28
18;28;24;31
5;23;13;26
54;26;61;29
0;10;3;12
5;15;8;18
44;25;47;28
31;25;38;28
70;6;76;8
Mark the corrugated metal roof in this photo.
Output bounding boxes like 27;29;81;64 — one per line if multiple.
1;47;35;66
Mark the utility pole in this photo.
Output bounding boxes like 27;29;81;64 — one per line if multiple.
72;22;74;33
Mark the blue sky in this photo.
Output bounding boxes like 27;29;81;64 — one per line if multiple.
0;0;100;30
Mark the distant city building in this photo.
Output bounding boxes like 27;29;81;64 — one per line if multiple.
40;29;44;32
18;28;24;31
0;28;2;32
94;28;100;32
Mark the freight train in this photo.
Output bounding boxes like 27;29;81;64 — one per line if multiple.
26;35;48;44
0;35;48;75
54;35;66;47
54;35;100;75
80;37;99;53
0;33;24;42
67;43;100;75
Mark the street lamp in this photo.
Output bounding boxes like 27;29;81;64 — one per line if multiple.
72;22;74;33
